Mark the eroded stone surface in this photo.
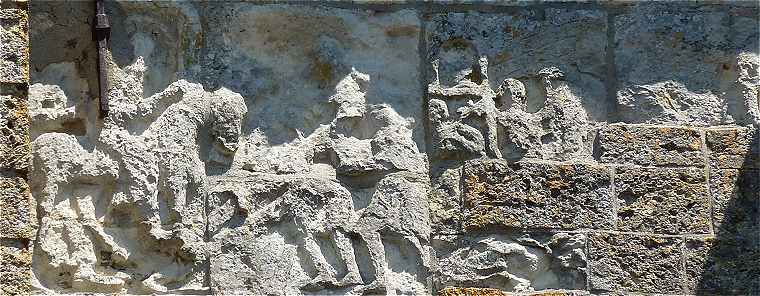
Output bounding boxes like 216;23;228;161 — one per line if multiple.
705;126;760;169
614;167;711;234
588;233;684;294
434;232;586;293
21;1;760;295
463;159;613;231
684;236;760;294
615;4;759;126
208;171;431;295
0;7;28;83
708;169;760;237
598;124;703;167
425;10;604;162
0;84;30;172
0;177;34;240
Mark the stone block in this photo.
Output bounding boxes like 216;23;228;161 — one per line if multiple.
0;84;29;172
614;166;710;234
0;239;30;273
433;232;587;293
463;159;614;231
705;126;760;169
684;236;760;294
430;161;464;234
599;124;703;167
0;271;31;295
438;287;589;296
0;7;28;84
708;169;760;238
587;232;683;294
0;177;34;240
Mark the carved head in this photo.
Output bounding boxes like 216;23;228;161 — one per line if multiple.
209;88;248;154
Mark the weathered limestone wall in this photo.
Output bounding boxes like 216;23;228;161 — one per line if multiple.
0;0;33;294
11;1;760;295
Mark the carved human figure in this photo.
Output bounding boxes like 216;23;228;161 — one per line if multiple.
496;67;593;161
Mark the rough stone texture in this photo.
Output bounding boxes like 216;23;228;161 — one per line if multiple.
1;2;31;295
0;5;28;84
684;236;760;294
708;169;760;238
598;124;703;167
705;126;760;169
208;171;430;295
463;159;614;231
438;287;589;296
614;3;759;126
614;167;711;234
0;83;29;172
16;1;760;296
434;232;587;293
0;177;35;240
425;9;604;162
588;233;684;294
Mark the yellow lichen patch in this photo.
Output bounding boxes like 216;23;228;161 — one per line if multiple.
465;174;485;204
464;206;503;230
438;287;509;296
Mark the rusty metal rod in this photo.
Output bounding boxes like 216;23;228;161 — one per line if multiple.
95;0;110;117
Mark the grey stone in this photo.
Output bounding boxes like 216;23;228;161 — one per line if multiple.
208;171;431;295
708;169;760;238
614;166;711;234
705;126;760;169
0;7;28;83
587;232;684;294
599;124;703;167
426;9;609;121
684;236;760;294
429;161;464;234
614;4;759;126
463;159;614;231
424;9;605;162
433;232;587;293
0;84;29;172
0;177;34;240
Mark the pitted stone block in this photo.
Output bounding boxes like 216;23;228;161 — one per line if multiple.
684;236;760;294
708;169;759;238
705;126;760;169
0;7;28;84
0;270;31;295
433;232;587;293
438;287;590;296
599;124;703;167
463;159;614;231
588;232;684;294
0;177;34;240
0;85;29;172
0;239;30;273
614;166;711;234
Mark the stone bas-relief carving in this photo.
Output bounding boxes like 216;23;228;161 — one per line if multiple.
28;2;431;295
20;1;760;295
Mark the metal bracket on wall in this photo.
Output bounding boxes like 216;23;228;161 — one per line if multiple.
95;0;110;117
